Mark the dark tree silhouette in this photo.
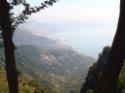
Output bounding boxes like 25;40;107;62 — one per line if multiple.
80;46;110;93
0;0;58;93
93;0;125;93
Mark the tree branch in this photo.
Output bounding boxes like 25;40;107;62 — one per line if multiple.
12;0;58;29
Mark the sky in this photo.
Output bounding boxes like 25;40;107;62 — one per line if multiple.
28;0;119;23
16;0;120;58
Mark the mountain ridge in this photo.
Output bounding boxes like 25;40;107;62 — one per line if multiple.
1;30;95;93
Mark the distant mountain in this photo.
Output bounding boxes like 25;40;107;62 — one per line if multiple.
1;31;95;93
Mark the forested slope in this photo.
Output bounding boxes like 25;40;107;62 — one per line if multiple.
80;46;125;93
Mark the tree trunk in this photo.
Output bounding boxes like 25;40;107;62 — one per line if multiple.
0;0;18;93
93;0;125;93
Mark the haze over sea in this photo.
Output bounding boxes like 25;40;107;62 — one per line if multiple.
16;0;119;58
19;21;116;59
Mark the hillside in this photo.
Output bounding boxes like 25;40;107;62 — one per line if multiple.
15;45;93;93
80;46;125;93
0;31;95;93
0;64;59;93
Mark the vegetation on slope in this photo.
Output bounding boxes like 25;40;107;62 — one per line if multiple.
0;34;94;93
80;46;125;93
0;64;58;93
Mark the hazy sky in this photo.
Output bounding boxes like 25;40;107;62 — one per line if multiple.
17;0;120;58
28;0;119;23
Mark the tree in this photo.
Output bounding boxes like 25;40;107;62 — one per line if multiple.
0;0;58;93
93;0;125;93
80;46;110;93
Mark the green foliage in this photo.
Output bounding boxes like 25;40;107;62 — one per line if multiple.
28;80;39;87
117;61;125;92
86;89;93;93
0;64;59;93
80;46;125;93
80;46;110;93
0;67;9;93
